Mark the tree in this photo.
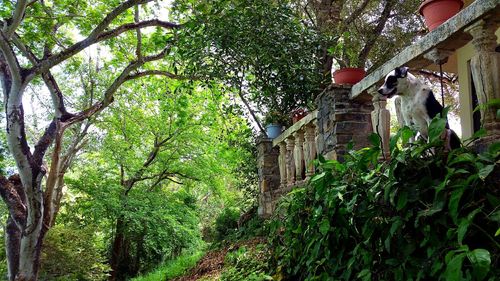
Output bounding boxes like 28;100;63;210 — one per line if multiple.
63;79;253;279
296;0;424;72
0;1;183;279
172;0;323;130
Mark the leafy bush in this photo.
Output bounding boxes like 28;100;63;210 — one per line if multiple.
271;119;500;280
39;225;110;281
215;207;240;241
220;245;272;281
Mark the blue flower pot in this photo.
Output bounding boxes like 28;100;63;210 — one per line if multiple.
266;124;283;139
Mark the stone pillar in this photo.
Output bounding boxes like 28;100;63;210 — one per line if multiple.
293;130;305;184
256;137;280;218
278;142;287;188
285;137;296;187
304;124;317;178
370;88;391;160
465;19;500;147
316;85;374;161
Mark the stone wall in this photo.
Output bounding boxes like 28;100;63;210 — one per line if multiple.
257;85;375;217
256;137;281;218
316;85;374;161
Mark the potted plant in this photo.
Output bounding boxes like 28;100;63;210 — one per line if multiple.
263;111;288;139
329;32;366;85
291;108;308;124
419;0;464;31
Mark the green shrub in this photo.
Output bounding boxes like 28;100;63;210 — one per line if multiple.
271;119;500;280
215;207;240;240
220;245;272;281
39;225;110;281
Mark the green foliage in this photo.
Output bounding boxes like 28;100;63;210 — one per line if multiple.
271;116;500;280
215;207;241;241
173;0;323;116
220;245;272;281
39;225;110;281
263;111;290;127
131;250;205;281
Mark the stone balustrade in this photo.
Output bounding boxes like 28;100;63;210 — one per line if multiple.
257;111;318;218
273;111;318;189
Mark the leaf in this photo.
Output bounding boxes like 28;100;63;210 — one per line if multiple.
428;116;447;143
447;153;475;166
319;219;330;235
495;228;500;237
396;190;408;211
401;126;415;145
357;269;371;281
467;249;491;280
488;141;500;156
457;208;481;245
443;252;466;281
478;164;495;180
368;133;381;148
311;173;326;184
448;188;465;224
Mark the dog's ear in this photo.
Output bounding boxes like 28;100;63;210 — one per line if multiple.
395;66;409;78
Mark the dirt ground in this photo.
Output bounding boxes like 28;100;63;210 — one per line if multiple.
171;237;267;281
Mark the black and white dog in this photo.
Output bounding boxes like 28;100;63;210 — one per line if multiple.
378;66;460;150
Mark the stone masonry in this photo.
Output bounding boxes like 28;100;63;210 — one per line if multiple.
316;85;374;161
256;137;280;218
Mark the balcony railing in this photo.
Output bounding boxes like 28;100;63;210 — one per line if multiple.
273;110;318;190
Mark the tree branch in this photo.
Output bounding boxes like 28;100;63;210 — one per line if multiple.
0;175;26;229
343;0;371;26
30;18;180;78
135;6;142;60
0;30;23;84
3;0;28;39
125;70;186;81
64;45;172;126
357;0;395;67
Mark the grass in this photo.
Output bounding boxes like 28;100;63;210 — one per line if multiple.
131;250;205;281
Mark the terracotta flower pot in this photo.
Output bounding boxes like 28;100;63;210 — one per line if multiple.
419;0;464;31
332;68;366;85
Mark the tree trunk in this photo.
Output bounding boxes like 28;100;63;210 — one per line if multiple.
0;72;49;280
1;174;46;281
109;217;126;281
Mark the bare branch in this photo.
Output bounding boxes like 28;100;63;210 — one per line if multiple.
357;0;395;67
0;30;23;84
11;33;39;64
0;175;26;229
33;120;58;166
30;14;180;78
64;45;171;126
125;70;186;81
3;0;28;39
343;0;371;26
135;6;142;60
41;71;74;118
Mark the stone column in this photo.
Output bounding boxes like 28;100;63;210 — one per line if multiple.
316;85;374;161
285;137;296;187
293;130;305;183
256;137;280;218
370;88;391;160
278;142;287;188
304;124;317;178
465;19;500;145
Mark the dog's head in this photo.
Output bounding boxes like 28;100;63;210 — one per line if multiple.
378;66;410;98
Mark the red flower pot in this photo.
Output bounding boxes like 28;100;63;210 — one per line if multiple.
419;0;464;31
332;68;366;85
